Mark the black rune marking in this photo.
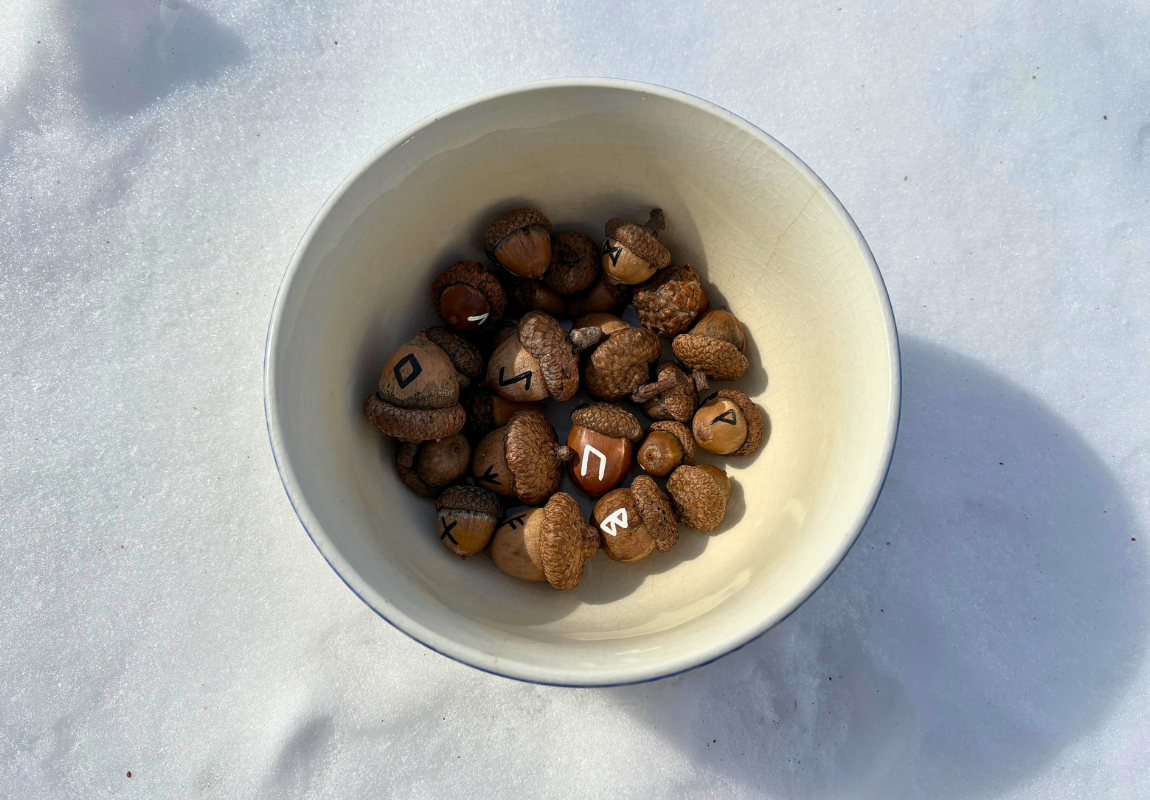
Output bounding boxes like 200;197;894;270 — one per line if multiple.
477;465;501;485
712;409;738;426
603;238;623;268
505;514;526;530
498;367;532;390
393;353;422;389
439;518;458;544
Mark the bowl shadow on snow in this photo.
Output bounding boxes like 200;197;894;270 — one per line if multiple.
608;336;1146;798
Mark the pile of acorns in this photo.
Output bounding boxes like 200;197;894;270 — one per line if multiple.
365;207;764;590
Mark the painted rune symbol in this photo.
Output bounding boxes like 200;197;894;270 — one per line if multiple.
602;238;623;268
498;367;532;390
580;444;607;481
393;353;422;389
477;464;501;485
439;517;458;544
504;514;526;530
466;313;489;325
600;507;628;537
712;409;738;426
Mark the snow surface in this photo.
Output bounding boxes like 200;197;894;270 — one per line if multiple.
2;1;1149;797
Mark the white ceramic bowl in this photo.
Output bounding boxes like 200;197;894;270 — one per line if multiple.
264;79;900;686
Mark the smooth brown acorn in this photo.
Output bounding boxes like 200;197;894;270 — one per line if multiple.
470;409;575;505
506;277;566;317
485;209;553;279
692;389;764;456
567;273;632;318
431;261;507;332
544;231;600;295
435;486;502;557
566;403;643;497
484;311;603;402
364;332;465;442
489;493;598;589
592;475;678;562
636;420;695;477
396;434;472;497
602;209;671;284
672;309;750;382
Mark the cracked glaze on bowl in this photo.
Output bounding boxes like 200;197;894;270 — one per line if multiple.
264;79;900;686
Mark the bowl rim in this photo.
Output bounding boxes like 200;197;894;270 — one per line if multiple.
264;77;902;687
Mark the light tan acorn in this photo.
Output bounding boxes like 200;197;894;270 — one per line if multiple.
692;389;764;456
471;409;575;505
431;260;507;332
633;264;708;337
601;209;671;284
435;486;502;557
485;209;553;279
489;493;599;589
484;311;603;402
667;464;732;532
566;403;643;497
592;476;678;562
671;309;750;382
364;332;466;442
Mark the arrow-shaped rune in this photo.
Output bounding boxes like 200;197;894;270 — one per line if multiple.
498;367;532;390
504;514;526;530
580;444;607;481
602;238;623;268
600;507;628;537
466;313;489;325
712;409;738;425
439;518;458;544
476;465;501;485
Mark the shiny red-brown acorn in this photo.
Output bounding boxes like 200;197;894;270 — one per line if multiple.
565;403;643;497
431;261;507;332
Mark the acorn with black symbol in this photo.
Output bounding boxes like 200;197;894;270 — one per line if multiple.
488;493;599;589
364;331;466;442
484;311;604;403
435;486;502;557
565;403;643;497
692;388;765;456
601;209;671;285
470;408;575;505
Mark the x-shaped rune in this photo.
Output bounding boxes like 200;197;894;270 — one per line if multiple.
440;518;458;544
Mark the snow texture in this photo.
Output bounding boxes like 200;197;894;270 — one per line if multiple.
2;1;1149;797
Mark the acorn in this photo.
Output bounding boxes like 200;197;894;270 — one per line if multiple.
424;326;484;390
544;231;600;295
431;261;507;332
633;264;708;337
671;309;750;382
489;493;599;589
692;389;764;456
574;313;630;336
567;273;632;318
633;361;700;424
667;464;732;532
396;434;471;497
506;277;566;317
364;332;466;442
636;420;695;477
602;209;671;284
592;476;678;562
484;311;603;402
582;322;661;402
485;209;553;279
460;387;542;440
435;485;502;557
471;409;574;505
566;403;643;497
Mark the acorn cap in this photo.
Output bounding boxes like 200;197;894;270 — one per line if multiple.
396;442;434;498
540;492;599;589
425;327;484;384
584;326;661;401
604;209;671;269
631;475;679;552
639;362;699;424
505;408;569;505
518;310;580;401
647;420;696;465
667;465;729;531
432;261;507;327
484;209;552;262
711;388;764;456
570;403;643;443
460;387;495;439
671;333;750;382
545;231;600;294
435;485;503;519
364;394;465;443
633;265;707;337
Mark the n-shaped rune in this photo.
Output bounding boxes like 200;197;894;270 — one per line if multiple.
440;518;458;544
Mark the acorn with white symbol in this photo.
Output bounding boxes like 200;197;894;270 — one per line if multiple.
471;409;575;505
364;331;466;442
692;389;765;456
484;311;604;402
592;476;678;562
432;260;507;332
488;493;599;589
601;209;671;285
435;486;502;557
566;403;643;497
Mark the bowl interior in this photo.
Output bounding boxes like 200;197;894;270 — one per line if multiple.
266;81;898;685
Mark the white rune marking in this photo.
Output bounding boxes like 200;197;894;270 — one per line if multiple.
466;313;489;324
580;444;607;481
600;507;628;537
